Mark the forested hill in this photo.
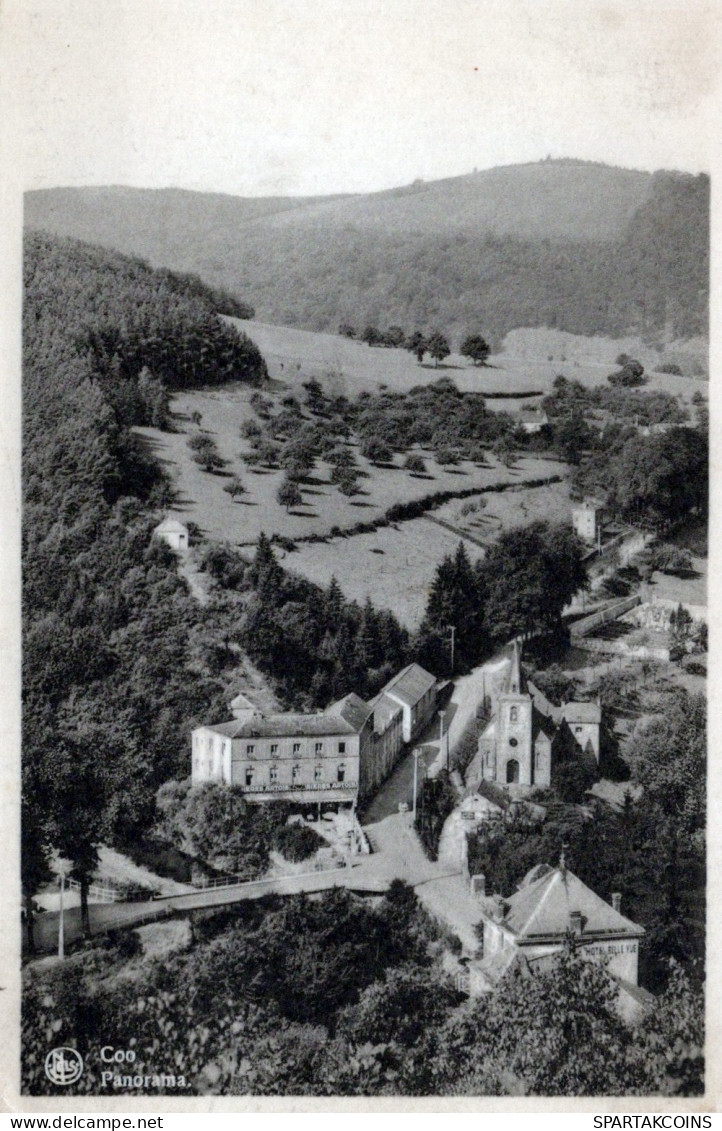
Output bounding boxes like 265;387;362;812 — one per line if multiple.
23;230;266;419
22;232;268;848
25;161;709;345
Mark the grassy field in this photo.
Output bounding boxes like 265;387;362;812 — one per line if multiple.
138;381;565;550
229;319;707;406
284;476;571;626
138;318;702;627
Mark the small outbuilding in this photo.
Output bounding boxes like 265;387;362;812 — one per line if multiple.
153;516;190;552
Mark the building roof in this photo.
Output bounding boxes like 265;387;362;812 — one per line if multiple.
477;780;511;811
326;692;373;731
229;692;258;713
518;863;554;889
370;692;403;732
492;638;527;698
201;713;359;739
517;407;548;424
377;663;436;708
487;864;644;943
154;517;189;534
470;947;531;989
532;705;557;744
611;974;656;1011
587;779;643;811
527;680;561;722
561;701;602;725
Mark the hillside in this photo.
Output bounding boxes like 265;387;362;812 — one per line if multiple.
25;160;709;347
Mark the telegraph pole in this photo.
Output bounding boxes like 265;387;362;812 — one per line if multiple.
438;710;446;774
58;868;66;960
412;748;425;823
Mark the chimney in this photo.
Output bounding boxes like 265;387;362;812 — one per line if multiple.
612;892;622;913
492;894;505;922
470;873;486;898
569;910;582;936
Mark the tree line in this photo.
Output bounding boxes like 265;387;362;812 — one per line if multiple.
340;322;491;367
22;879;703;1096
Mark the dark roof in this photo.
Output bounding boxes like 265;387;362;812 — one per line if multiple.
498;866;644;942
532;705;556;743
527;680;561;722
379;663;436;707
326;692;373;731
203;714;359;739
477;780;510;810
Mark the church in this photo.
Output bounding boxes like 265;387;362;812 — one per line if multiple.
465;640;601;794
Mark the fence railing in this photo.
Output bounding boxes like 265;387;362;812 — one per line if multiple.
190;859;351;892
66;878;154;904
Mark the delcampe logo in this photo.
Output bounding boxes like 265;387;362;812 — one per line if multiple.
44;1047;84;1086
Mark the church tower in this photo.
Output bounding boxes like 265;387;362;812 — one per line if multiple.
496;639;534;786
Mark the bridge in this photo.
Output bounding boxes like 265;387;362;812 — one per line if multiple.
27;813;484;958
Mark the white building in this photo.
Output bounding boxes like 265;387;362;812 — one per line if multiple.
572;502;604;545
516;406;549;434
191;665;436;807
370;663;438;744
153;516;190;551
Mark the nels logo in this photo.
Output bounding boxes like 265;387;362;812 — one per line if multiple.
45;1047;84;1086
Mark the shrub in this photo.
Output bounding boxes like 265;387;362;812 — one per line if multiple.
104;928;142;958
404;453;427;474
273;822;326;863
241;419;263;441
361;438;393;465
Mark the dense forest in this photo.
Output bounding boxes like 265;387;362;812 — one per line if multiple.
26;164;709;346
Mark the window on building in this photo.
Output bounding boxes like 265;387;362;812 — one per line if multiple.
246;744;255;755
509;737;518;747
314;764;322;782
292;742;301;754
270;743;278;755
245;767;254;786
337;763;346;783
315;742;323;754
509;706;518;723
292;764;300;782
575;726;583;734
338;741;346;753
269;764;278;783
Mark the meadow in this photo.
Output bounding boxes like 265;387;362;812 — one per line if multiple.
136;320;701;625
229;319;707;403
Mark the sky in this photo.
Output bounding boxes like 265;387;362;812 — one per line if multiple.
3;0;721;197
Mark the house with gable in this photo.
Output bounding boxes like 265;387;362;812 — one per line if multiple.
466;858;651;1021
370;662;438;744
153;516;189;551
